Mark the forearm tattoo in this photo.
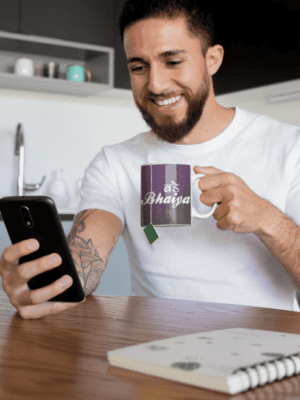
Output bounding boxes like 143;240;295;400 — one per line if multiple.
67;210;116;296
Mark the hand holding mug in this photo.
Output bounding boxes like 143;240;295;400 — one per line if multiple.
194;166;274;234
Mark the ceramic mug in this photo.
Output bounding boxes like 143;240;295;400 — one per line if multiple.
15;58;41;77
141;164;218;227
66;65;91;82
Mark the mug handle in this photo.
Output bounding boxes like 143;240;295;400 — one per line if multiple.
34;63;41;77
191;174;218;219
85;68;92;82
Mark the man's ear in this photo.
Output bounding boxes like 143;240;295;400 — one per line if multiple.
206;45;224;76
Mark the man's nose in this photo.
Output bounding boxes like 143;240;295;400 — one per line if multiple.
147;65;170;94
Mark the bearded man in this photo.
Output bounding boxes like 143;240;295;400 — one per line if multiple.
1;0;300;319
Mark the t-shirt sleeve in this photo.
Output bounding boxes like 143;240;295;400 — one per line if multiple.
75;148;125;227
285;143;300;227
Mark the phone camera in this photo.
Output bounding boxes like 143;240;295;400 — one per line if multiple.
20;206;34;229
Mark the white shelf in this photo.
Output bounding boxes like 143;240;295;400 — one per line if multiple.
0;30;114;97
0;71;111;96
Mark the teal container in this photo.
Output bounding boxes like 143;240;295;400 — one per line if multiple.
66;65;85;82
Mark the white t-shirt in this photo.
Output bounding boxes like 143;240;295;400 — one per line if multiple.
77;107;300;311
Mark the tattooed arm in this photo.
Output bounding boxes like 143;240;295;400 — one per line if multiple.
67;209;123;296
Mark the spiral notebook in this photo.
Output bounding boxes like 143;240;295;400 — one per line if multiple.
107;328;300;395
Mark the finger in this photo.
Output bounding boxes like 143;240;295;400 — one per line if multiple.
1;239;39;272
198;175;223;192
193;166;224;175
199;187;224;207
12;253;62;285
214;204;241;231
216;215;235;231
212;202;228;221
18;299;84;320
19;274;74;306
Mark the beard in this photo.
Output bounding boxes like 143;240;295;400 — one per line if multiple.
135;73;210;144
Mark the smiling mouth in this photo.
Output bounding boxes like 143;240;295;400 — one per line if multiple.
151;95;182;107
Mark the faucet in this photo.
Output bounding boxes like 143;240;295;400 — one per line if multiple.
15;123;46;196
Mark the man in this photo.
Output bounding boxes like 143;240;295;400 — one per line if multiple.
1;0;300;319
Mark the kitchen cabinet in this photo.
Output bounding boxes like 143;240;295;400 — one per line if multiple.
0;30;114;96
20;0;115;48
0;0;116;95
18;0;129;90
0;0;115;47
0;219;131;296
113;0;131;90
212;0;300;95
0;0;130;91
0;0;19;33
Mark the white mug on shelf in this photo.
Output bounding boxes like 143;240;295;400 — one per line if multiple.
14;58;41;77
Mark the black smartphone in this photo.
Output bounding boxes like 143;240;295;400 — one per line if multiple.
0;196;85;303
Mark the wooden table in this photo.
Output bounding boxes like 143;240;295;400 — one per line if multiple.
1;291;300;400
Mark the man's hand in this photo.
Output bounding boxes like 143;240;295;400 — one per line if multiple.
0;239;81;319
194;166;273;234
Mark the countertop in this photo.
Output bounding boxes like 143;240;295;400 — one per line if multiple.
1;291;300;399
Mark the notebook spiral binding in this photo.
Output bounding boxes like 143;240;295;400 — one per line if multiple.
233;354;300;392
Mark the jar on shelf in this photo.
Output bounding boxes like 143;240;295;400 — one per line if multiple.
47;169;70;209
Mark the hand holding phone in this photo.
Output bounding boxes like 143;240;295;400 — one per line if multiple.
0;196;85;319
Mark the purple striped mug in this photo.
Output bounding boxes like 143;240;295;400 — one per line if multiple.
141;164;218;227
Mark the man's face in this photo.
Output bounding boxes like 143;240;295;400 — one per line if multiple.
124;16;212;144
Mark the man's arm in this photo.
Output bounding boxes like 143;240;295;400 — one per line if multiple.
194;166;300;290
67;209;123;296
254;207;300;289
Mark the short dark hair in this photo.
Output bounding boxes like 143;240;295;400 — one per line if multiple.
119;0;215;56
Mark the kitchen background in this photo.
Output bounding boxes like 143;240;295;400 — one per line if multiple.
0;0;299;297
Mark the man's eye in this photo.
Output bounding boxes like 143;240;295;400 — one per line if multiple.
167;61;182;66
130;66;146;74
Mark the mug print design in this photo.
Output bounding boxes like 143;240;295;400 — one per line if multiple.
141;164;192;227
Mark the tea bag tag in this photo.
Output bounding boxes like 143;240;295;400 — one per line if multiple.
144;224;159;244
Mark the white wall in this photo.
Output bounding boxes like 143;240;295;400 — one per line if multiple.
0;79;299;212
0;87;148;209
216;79;300;127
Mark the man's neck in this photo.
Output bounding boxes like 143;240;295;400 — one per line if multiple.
174;101;236;145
